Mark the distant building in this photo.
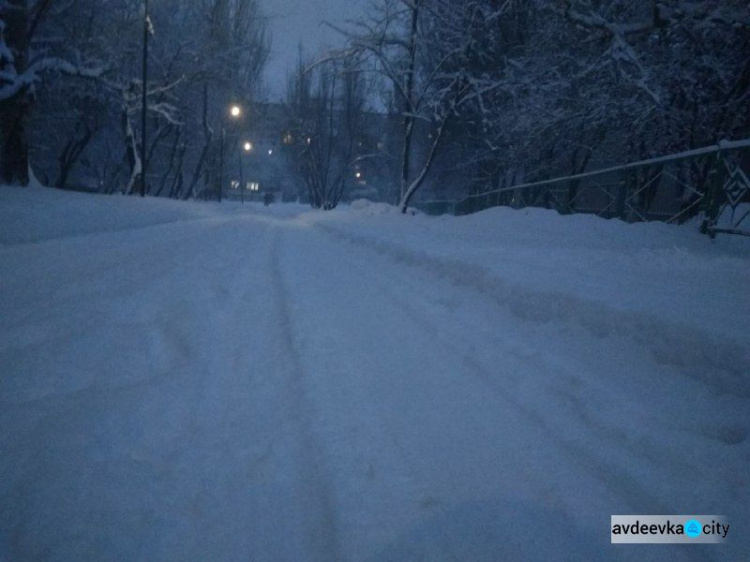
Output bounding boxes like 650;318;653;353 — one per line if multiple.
223;102;404;204
222;101;477;207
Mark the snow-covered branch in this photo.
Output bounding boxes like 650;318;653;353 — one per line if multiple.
0;55;107;101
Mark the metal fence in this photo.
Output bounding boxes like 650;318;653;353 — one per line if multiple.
418;138;750;238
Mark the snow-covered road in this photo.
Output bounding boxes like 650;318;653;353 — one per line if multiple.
1;188;748;561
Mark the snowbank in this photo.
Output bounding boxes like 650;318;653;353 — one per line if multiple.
0;185;218;245
311;203;750;342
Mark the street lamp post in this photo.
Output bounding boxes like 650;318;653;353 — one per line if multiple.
218;128;224;202
219;104;242;202
238;145;245;205
241;141;253;204
140;0;149;197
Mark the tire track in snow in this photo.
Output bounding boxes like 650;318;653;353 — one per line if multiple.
309;226;735;562
342;241;691;470
281;226;723;561
267;228;466;559
315;221;750;462
312;220;745;561
268;227;341;561
323;231;673;516
315;222;750;398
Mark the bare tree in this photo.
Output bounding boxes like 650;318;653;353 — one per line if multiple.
4;0;269;197
0;0;105;185
286;51;367;210
330;0;484;213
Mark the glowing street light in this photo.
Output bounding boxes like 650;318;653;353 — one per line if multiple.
355;171;362;179
230;105;242;118
243;141;253;152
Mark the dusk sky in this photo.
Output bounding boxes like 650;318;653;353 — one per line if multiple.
261;0;369;100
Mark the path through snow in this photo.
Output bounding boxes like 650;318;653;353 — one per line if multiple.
1;188;748;561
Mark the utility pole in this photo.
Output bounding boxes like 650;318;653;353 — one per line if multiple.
238;148;244;205
219;129;224;202
140;0;149;196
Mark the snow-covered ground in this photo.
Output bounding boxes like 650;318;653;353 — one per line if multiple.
1;186;748;561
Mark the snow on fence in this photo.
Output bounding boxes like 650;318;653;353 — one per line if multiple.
418;139;750;238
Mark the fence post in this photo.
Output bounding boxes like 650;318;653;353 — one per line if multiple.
615;170;628;220
564;179;577;214
700;148;726;237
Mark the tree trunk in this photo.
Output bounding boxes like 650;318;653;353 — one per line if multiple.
0;0;31;185
399;107;450;214
0;96;30;185
188;83;212;197
399;2;420;201
55;120;93;189
121;106;142;195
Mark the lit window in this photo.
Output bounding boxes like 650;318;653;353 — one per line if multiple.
283;133;293;145
247;182;260;191
230;180;240;190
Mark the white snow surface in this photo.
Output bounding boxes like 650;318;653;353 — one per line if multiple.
1;186;749;561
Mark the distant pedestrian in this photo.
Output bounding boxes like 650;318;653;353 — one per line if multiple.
264;192;274;206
